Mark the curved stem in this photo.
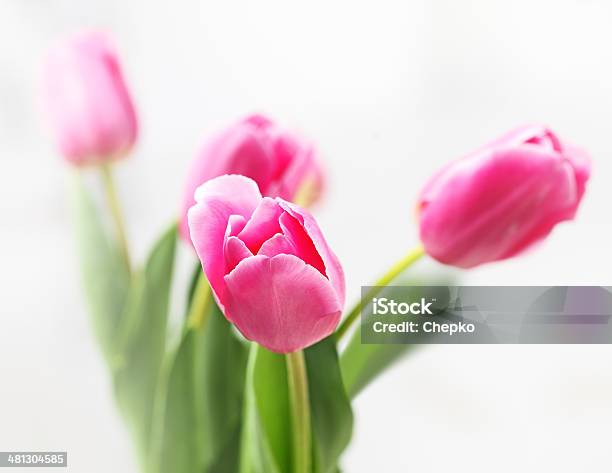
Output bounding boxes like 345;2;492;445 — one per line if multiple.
187;273;212;330
336;245;426;340
286;350;311;473
100;164;131;274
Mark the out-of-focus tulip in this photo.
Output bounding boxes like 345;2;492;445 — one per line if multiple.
43;31;138;166
418;125;591;268
188;175;344;353
179;114;324;241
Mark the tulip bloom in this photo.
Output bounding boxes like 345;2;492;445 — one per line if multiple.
188;175;344;353
418;125;590;268
43;31;138;165
179;114;324;241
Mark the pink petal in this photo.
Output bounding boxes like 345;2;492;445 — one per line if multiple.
264;130;325;206
562;142;591;206
226;214;247;238
270;132;297;183
188;175;262;306
223;255;342;353
224;236;253;276
243;113;274;129
258;233;299;258
492;124;561;152
419;147;578;268
179;121;274;242
237;197;283;253
277;200;345;306
43;30;138;166
278;212;326;276
419;124;560;208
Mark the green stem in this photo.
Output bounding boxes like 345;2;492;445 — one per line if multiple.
187;273;211;330
100;163;131;274
286;350;311;473
336;245;426;340
239;344;258;473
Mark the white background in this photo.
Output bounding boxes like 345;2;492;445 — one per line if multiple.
1;0;612;471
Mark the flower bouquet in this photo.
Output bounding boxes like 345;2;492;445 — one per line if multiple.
43;31;591;473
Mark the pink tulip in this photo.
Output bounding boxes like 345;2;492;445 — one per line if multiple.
179;114;324;241
43;31;138;165
188;175;344;353
418;125;591;268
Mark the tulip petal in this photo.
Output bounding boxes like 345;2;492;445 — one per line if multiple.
262;130;325;205
420;125;561;208
258;234;298;258
179;114;325;242
225;236;253;275
243;113;273;129
179;122;274;241
270;131;296;181
419;147;579;267
188;175;262;305
226;214;247;238
277;201;345;305
563;142;591;205
277;211;326;276
43;31;137;166
237;197;283;253
224;255;342;353
500;124;561;152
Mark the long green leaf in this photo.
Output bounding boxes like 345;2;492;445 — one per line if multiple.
113;224;177;464
340;338;416;399
240;345;291;473
340;276;454;399
200;303;248;472
70;172;130;365
151;295;248;473
149;329;204;473
305;337;353;473
241;338;354;473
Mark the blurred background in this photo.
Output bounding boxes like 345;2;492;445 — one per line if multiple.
1;0;612;471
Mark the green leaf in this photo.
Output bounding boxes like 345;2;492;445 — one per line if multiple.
150;298;248;473
240;345;291;473
340;338;416;400
70;172;130;365
149;329;204;473
112;224;177;464
241;339;354;473
305;337;353;473
339;285;424;399
186;260;203;311
340;277;455;399
200;303;249;472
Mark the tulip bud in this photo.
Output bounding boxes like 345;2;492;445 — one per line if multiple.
418;125;591;268
43;31;138;166
179;114;324;241
188;175;344;353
